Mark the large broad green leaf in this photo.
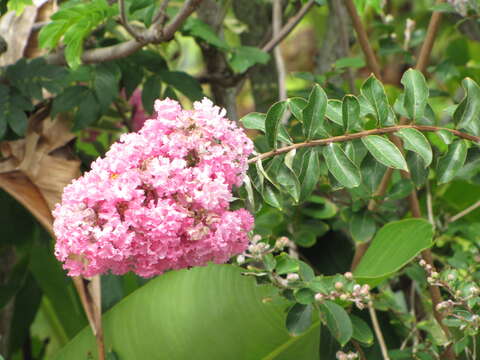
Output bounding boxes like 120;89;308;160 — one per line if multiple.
362;135;408;171
303;85;328;140
454;78;480;136
400;69;429;122
360;75;391;126
396;128;432;167
55;265;320;360
323;143;361;188
436;140;468;184
354;219;434;286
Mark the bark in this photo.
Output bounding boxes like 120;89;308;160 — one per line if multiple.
232;0;279;112
0;247;16;358
197;0;239;120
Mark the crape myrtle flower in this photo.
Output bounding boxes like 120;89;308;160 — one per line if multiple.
53;98;254;278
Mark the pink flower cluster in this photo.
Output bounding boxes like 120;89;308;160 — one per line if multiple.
53;98;254;278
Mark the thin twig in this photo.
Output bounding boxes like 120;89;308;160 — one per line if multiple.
368;302;390;360
447;199;480;224
118;0;145;42
248;125;480;164
151;0;171;26
262;0;316;53
426;181;435;226
46;0;204;65
343;0;382;79
273;0;287;102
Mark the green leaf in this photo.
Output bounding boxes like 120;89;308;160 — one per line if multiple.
160;71;203;101
319;301;353;346
228;46;270;73
436;140;468;184
6;108;28;136
265;101;288;149
454;78;480;136
295;288;316;305
396;128;432;167
342;95;361;132
349;211;376;243
142;75;162;114
362;135;408;171
288;97;307;122
286;303;313;336
54;265;320;359
94;63;120;113
73;90;101;131
354;219;434;285
323;143;361;188
182;18;229;50
276;253;300;275
299;261;315;282
351;315;374;346
263;184;283;210
240;112;292;144
276;163;301;203
325;99;343;126
263;254;276;272
334;57;365;69
406;152;428;188
360;75;391;126
303;84;328;140
51;85;90;117
400;69;429;122
299;148;320;201
437;130;454;145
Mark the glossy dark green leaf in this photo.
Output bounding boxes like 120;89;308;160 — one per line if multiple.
51;85;90;117
360;75;391;126
276;253;300;275
301;196;337;220
55;265;320;359
342;95;361;132
396;128;432;166
277;162;301;203
400;69;429;122
319;301;353;346
299;148;320;201
325;99;343;127
323;143;361;188
73;90;101;131
436;140;468;184
263;184;283;210
387;179;414;200
349;211;376;243
299;261;315;282
241;112;292;144
94;63;120;113
437;130;454;145
303;84;328;140
286;303;314;336
288;97;307;122
407;152;428;187
351;315;374;346
362;135;408;171
160;71;203;101
454;78;480;136
142;75;162;114
344;139;368;167
295;288;316;305
354;219;434;285
265;101;288;149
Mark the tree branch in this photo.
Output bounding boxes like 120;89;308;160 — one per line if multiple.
248;125;480;164
343;0;382;79
261;0;316;53
118;0;145;42
448;199;480;224
46;0;204;65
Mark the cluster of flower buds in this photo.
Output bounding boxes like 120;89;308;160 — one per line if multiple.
314;272;371;310
420;259;480;335
237;235;294;264
336;351;358;360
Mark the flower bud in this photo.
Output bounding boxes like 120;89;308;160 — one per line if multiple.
287;273;299;282
340;294;348;301
314;293;324;302
251;234;262;244
335;282;344;290
447;273;455;281
419;259;426;267
236;255;245;264
275;236;290;249
344;272;353;280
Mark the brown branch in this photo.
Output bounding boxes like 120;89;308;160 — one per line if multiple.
46;0;204;65
151;0;170;27
343;0;382;79
261;0;316;53
248;125;480;164
118;0;145;42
